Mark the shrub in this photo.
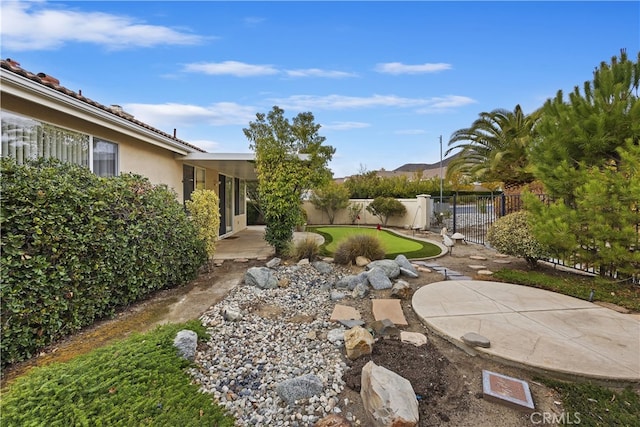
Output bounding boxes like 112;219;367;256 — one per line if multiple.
487;210;550;268
185;189;220;258
347;202;363;225
287;237;321;261
0;158;207;367
366;197;407;226
334;234;385;265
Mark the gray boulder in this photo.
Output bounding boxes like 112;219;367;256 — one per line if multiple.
266;257;281;268
366;267;393;290
395;255;418;276
313;261;333;275
335;274;367;291
173;329;198;361
367;259;400;279
276;374;324;405
244;267;278;289
361;361;419;426
352;282;370;299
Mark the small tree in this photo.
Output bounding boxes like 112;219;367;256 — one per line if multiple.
185;189;220;259
487;210;550;268
310;181;349;224
366;197;407;226
347;202;363;225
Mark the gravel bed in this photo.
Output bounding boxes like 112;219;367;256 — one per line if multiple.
189;263;356;426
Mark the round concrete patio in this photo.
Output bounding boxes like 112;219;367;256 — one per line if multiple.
412;280;640;383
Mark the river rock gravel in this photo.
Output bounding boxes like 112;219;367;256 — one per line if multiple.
189;262;356;426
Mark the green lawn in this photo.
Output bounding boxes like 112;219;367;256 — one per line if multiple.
0;321;234;426
308;226;442;259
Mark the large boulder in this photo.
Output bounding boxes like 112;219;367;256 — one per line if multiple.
366;267;393;290
394;255;419;277
276;373;324;405
335;274;367;290
366;259;400;279
244;267;278;289
361;361;419;426
173;329;198;361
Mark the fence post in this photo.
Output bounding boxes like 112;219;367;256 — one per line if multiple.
500;193;506;217
452;193;457;233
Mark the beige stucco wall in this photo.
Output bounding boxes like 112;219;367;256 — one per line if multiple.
303;195;432;229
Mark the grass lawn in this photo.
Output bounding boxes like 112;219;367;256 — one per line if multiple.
308;226;442;259
0;320;234;426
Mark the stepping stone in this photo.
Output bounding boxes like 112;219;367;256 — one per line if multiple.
468;264;487;270
482;370;535;410
372;299;408;326
477;270;494;275
338;319;365;328
495;254;510;258
469;255;487;261
400;331;427;347
330;304;361;322
461;332;491;348
493;259;511;264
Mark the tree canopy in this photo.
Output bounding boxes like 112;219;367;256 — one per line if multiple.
244;106;334;254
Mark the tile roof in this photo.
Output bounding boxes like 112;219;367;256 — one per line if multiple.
1;58;206;153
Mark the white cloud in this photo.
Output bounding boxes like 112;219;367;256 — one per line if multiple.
375;62;452;75
183;61;279;77
272;94;431;110
285;68;358;78
321;121;371;131
123;102;257;127
417;95;477;113
1;1;205;51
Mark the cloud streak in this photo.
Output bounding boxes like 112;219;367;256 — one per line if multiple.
124;102;257;127
1;1;205;51
183;61;279;77
375;62;452;74
272;94;476;112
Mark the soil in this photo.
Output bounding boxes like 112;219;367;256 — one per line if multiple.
0;230;606;425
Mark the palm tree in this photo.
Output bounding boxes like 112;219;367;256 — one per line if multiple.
445;105;540;193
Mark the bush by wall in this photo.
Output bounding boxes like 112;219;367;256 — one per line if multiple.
0;158;207;367
185;189;220;259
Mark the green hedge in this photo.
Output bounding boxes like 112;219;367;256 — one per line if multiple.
1;158;207;367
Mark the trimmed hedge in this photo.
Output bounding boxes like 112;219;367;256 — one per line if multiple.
1;158;207;367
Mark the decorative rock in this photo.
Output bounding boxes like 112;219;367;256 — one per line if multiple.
469;255;488;261
366;267;393;290
390;280;412;299
355;256;370;267
335;274;366;291
276;373;324;405
313;261;333;275
338;319;365;328
298;258;310;265
351;282;369;299
399;267;419;278
360;361;419;427
451;232;466;244
344;326;374;360
330;290;346;301
462;332;491;348
477;270;494;275
468;264;487;270
394;255;418;276
222;307;242;321
366;259;400;279
314;413;352;427
279;277;291;288
266;257;281;268
371;319;399;337
400;331;428;347
244;267;278;289
173;329;198;361
416;266;432;273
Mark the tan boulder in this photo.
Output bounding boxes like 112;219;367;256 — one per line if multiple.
344;326;374;360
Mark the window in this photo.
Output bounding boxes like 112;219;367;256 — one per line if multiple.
1;110;118;177
235;178;246;215
93;138;118;177
195;167;206;190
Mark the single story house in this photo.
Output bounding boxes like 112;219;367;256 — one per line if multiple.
1;58;255;238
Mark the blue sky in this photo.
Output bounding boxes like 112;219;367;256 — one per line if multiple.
2;1;638;178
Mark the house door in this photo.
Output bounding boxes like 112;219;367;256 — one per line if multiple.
218;174;226;235
183;165;194;204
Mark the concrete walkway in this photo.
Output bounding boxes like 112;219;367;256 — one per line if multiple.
213;226;324;260
412;280;640;384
